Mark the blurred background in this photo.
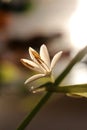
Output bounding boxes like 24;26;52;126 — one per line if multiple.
0;0;87;130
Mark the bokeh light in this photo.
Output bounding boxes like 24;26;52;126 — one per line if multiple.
69;0;87;49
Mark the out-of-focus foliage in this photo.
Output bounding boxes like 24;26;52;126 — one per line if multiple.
0;0;33;12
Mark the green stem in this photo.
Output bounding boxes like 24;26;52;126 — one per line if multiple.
17;92;51;130
46;84;87;93
17;46;87;130
54;46;87;86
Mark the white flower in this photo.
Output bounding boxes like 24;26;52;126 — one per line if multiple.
21;44;62;84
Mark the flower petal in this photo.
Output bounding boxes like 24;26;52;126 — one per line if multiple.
24;74;46;84
29;47;50;73
29;47;40;62
50;51;62;70
20;59;43;73
40;44;50;67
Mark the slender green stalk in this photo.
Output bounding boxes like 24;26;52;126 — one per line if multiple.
46;84;87;93
17;92;51;130
17;46;87;130
54;46;87;86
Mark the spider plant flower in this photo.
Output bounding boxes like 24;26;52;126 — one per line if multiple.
21;44;62;84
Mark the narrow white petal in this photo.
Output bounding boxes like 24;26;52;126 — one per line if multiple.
29;47;48;73
50;51;62;70
24;74;46;84
20;59;43;72
40;44;50;67
29;47;38;62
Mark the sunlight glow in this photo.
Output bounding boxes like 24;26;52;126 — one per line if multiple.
72;64;87;84
69;0;87;49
